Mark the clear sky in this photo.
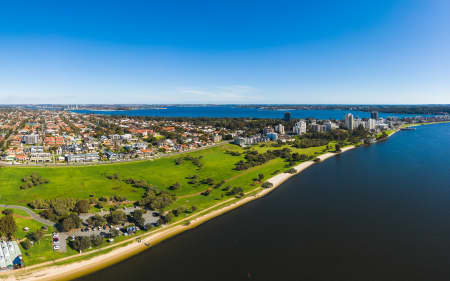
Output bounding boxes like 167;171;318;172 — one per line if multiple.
0;0;448;104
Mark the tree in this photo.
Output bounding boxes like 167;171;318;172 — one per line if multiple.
110;228;121;238
168;182;180;190
60;214;82;232
258;173;264;181
27;230;44;244
108;210;127;225
261;182;273;189
74;200;90;214
0;214;17;239
158;213;173;225
335;144;342;152
131;209;145;227
87;215;107;227
90;235;104;247
71;236;91;253
21;239;32;250
286;168;297;174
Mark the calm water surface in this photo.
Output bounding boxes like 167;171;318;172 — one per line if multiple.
74;106;427;119
79;123;450;281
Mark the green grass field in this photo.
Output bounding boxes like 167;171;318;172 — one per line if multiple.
0;143;333;209
0;207;75;265
0;142;340;267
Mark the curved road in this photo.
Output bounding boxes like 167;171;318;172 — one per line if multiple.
0;204;55;226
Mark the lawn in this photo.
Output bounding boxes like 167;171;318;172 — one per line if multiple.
0;141;340;267
0;143;331;207
0;207;75;266
0;145;243;205
0;142;337;224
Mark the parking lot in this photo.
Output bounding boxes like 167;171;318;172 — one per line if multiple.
56;208;160;253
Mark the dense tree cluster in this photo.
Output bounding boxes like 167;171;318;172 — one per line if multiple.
292;138;329;149
106;210;127;225
137;190;176;211
20;173;49;190
73;200;90;214
0;213;17;239
237;104;450;115
234;148;309;171
234;150;277;171
87;214;107;227
29;198;95;231
130;209;146;227
60;214;82;232
70;235;104;252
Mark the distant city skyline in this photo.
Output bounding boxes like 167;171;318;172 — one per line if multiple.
0;0;449;104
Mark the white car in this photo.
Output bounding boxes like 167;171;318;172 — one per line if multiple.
53;245;60;250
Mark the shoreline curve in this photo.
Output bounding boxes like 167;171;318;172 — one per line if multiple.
1;145;358;281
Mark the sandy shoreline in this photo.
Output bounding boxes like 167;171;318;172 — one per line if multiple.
1;146;356;281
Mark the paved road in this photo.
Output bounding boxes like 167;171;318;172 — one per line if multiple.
0;141;231;167
0;204;55;226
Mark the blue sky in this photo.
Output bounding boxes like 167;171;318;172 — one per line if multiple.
0;0;448;104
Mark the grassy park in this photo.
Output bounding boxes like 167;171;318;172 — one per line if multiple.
0;142;341;267
0;143;335;209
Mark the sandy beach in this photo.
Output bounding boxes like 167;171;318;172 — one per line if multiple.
1;146;355;281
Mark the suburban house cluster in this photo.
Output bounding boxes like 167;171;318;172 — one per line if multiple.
0;110;226;164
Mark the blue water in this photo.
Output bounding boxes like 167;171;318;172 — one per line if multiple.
74;106;426;119
79;123;450;281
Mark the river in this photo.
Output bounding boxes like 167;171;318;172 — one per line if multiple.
78;123;450;281
73;106;428;119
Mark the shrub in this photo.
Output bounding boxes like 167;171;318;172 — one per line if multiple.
261;182;273;189
2;209;13;216
21;239;32;250
286;168;297;174
20;173;49;190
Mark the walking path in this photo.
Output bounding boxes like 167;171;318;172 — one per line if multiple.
0;204;55;226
